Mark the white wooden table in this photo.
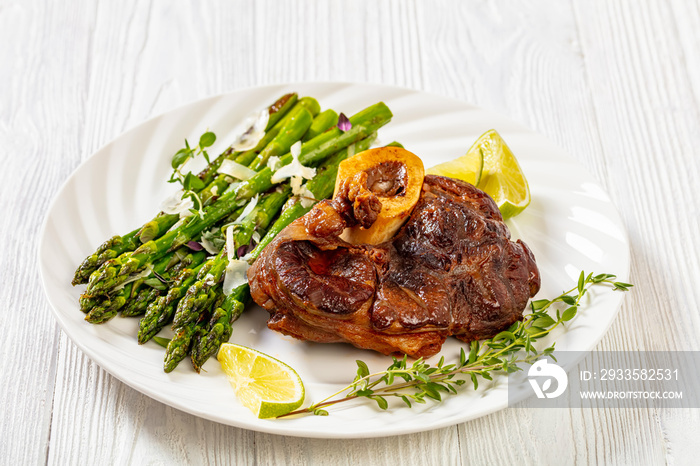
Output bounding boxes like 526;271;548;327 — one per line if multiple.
2;0;699;464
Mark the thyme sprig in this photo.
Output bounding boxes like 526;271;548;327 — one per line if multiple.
278;271;632;418
169;131;217;218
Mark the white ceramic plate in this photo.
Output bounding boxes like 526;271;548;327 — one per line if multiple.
39;82;630;438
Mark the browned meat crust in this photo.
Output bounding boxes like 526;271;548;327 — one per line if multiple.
248;175;540;358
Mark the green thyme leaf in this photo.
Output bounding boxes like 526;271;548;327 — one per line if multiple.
371;396;389;409
493;330;516;341
592;273;616;283
199;131;216;148
470;373;479;390
183;172;205;191
613;282;633;291
356;360;370;379
171;148;191;169
468;341;478;363
561;306;578;321
414;372;430;383
531;299;550;310
532;315;556;328
561;295;577;305
422;385;441;401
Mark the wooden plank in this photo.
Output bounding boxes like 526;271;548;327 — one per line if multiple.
571;0;700;464
253;428;460;466
48;335;256;464
0;0;95;463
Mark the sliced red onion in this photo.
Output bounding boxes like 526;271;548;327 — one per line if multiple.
338;113;352;132
186;241;203;251
236;245;248;258
236;239;257;259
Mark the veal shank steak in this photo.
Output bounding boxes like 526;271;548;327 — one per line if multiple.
248;175;540;358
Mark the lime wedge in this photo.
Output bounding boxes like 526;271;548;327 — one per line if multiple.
475;129;530;219
217;343;305;418
426;144;484;186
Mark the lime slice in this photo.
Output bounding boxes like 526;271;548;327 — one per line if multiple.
426;145;484;186
475;129;530;219
217;343;305;419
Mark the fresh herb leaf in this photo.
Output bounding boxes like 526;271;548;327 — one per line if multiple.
531;315;556;328
560;295;577;305
356;360;370;379
199;131;216;148
183;172;205;192
169;130;218;219
561;306;578;321
172;148;191;169
530;299;549;310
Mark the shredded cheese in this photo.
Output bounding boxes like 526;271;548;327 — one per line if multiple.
200;232;221;254
160;190;194;216
232;195;259;224
113;267;152;292
230;108;269;151
167;217;187;233
267;156;281;171
299;185;317;208
270;141;316;183
223;252;250;295
218;159;256;180
290;175;303;194
222;209;254;294
290;175;317;208
226;223;235;262
222;181;240;196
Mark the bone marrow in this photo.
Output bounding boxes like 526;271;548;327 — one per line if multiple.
334;146;424;245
